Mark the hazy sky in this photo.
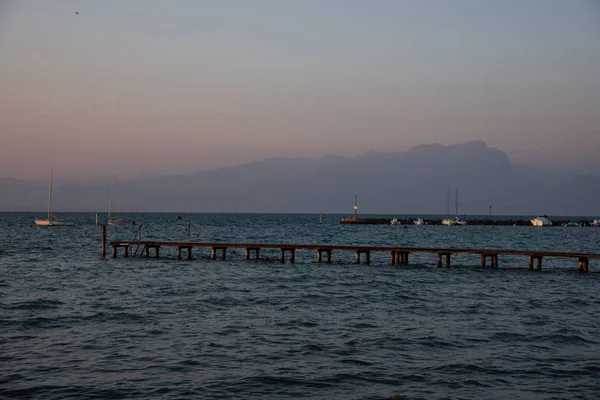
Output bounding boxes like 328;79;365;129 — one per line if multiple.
1;0;599;180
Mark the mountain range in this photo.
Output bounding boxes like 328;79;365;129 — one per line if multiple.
2;141;599;216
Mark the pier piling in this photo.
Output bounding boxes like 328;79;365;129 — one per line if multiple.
355;250;370;265
578;257;589;273
402;252;409;264
279;248;296;263
101;225;106;258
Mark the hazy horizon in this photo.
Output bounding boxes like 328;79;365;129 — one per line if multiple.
2;0;599;180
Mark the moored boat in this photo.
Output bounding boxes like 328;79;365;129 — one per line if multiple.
34;169;74;227
531;215;552;226
442;216;467;226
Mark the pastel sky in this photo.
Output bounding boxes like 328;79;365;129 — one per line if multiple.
1;0;599;180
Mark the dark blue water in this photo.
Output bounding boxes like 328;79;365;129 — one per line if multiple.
1;213;600;399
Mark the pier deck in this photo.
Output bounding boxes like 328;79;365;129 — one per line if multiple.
108;240;600;273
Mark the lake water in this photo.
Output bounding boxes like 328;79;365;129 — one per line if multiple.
1;213;600;399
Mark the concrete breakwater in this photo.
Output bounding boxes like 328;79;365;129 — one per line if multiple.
339;218;595;226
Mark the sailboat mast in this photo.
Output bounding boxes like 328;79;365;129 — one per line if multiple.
446;188;450;216
455;189;459;217
108;176;114;219
48;169;53;219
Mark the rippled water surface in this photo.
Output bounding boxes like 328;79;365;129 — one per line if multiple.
1;213;600;399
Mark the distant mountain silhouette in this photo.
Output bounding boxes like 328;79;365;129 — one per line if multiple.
2;141;599;216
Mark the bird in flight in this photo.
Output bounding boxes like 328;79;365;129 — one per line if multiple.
75;11;79;15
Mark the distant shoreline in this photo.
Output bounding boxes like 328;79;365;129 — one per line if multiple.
340;217;597;226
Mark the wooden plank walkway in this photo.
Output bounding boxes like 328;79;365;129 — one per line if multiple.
108;240;600;273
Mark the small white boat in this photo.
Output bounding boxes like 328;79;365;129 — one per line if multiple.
442;217;467;226
390;218;401;226
531;215;552;226
35;216;74;227
34;169;74;227
592;220;600;226
413;218;424;225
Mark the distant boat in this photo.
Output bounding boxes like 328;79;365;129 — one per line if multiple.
592;220;600;226
442;189;467;225
531;215;552;227
413;218;424;225
390;218;401;226
107;176;122;226
34;169;74;227
562;221;581;227
442;216;467;226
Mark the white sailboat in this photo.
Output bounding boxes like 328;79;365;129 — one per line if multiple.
34;169;73;227
442;189;467;225
107;176;122;226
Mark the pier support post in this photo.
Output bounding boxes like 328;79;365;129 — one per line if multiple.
578;258;589;273
492;255;498;269
176;247;181;260
279;249;295;263
437;253;443;268
390;251;396;265
536;256;543;271
445;253;451;268
481;254;487;268
402;252;409;264
221;248;227;260
244;248;258;260
326;250;331;263
144;246;149;257
155;246;160;258
528;256;534;270
317;250;322;263
187;247;192;260
112;245;117;258
101;225;106;257
123;246;129;258
355;251;370;265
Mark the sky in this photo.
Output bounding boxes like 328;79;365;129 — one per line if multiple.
1;0;599;180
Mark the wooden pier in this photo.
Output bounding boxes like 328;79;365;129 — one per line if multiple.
107;240;599;273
